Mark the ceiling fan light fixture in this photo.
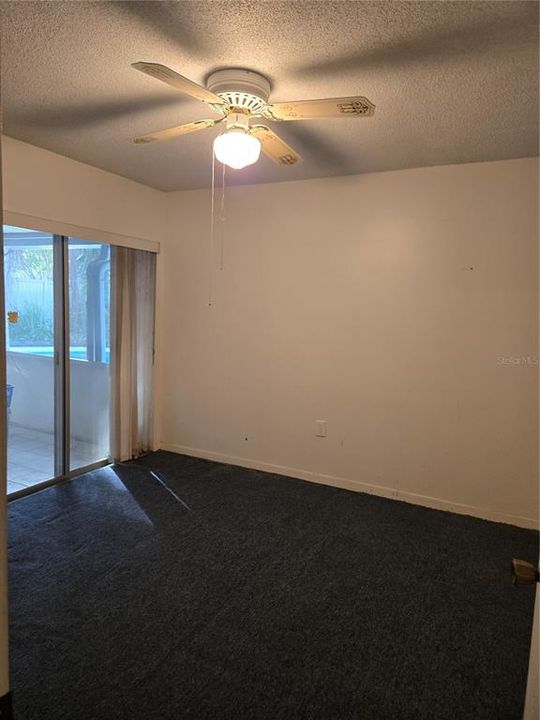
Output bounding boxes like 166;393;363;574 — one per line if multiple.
213;129;261;170
132;62;373;167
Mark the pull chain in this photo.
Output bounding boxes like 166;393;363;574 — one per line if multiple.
219;162;226;271
208;148;216;307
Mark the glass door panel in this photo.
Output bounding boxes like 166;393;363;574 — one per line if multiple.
4;226;56;493
68;240;110;470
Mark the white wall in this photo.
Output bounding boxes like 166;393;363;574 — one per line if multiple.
159;157;539;529
1;135;165;247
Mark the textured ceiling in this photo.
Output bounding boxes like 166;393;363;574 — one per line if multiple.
1;1;538;191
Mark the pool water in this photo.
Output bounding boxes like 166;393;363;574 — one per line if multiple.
8;346;110;363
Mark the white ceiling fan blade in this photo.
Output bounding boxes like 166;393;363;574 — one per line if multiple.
132;62;227;107
133;118;223;144
262;96;375;121
249;125;303;166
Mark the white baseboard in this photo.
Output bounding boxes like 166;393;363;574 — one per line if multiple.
159;442;539;531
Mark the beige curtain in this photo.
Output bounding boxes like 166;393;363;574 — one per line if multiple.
110;246;156;462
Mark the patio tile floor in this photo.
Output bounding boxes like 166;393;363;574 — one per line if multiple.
7;425;105;495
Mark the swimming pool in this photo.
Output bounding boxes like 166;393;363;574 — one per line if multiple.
7;346;110;363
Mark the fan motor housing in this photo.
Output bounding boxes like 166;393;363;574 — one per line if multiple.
207;68;271;115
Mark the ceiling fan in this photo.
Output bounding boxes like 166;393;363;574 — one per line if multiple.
131;62;375;170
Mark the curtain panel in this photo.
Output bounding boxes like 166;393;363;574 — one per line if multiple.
110;246;156;462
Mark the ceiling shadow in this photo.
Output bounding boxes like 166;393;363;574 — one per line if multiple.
292;7;539;79
9;95;188;130
274;123;358;174
112;1;209;56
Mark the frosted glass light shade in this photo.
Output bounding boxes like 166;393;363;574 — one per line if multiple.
213;130;261;170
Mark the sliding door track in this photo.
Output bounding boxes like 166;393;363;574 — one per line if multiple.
6;459;111;502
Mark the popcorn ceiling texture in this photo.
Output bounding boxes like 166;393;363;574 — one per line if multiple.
1;0;538;191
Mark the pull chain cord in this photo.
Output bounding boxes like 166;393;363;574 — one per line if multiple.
208;148;216;307
219;162;226;271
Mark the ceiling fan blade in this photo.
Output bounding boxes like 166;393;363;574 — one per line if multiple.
262;96;375;121
133;118;222;144
249;125;303;166
132;62;227;107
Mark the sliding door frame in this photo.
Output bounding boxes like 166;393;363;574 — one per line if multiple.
53;234;70;478
6;232;111;500
7;459;110;501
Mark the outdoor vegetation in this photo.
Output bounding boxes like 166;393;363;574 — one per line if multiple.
5;244;110;354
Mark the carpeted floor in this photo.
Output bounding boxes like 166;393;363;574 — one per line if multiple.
7;450;539;720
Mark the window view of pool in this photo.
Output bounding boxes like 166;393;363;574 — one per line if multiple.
5;227;110;364
8;346;111;363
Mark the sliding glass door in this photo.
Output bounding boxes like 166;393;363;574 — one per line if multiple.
68;240;110;470
4;228;56;491
3;226;111;494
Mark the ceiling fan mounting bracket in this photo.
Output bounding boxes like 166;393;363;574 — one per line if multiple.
207;68;271;115
225;112;251;132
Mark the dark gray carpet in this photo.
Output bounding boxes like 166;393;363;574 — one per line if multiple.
7;450;538;720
